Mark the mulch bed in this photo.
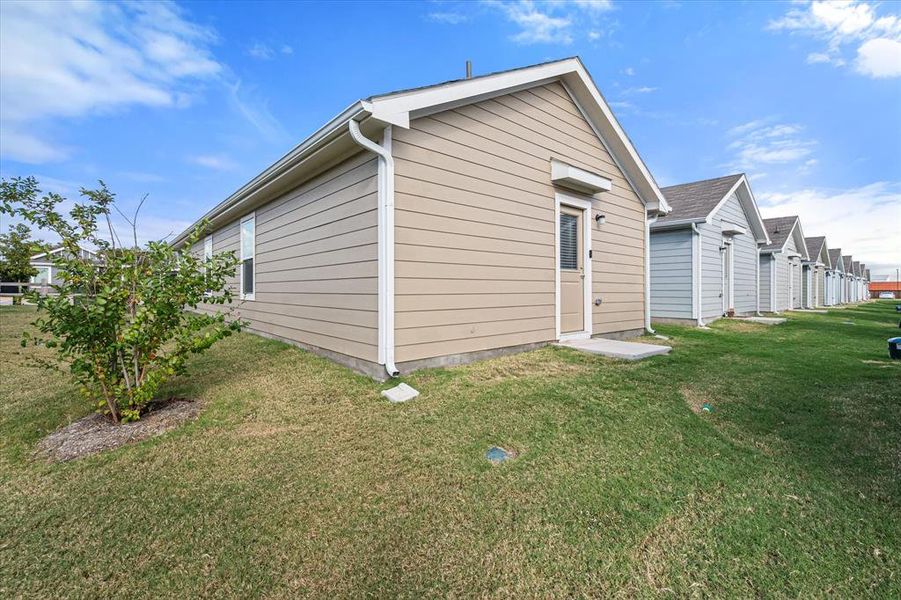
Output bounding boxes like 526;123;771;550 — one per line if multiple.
35;398;201;463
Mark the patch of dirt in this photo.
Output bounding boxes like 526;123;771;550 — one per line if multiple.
716;319;766;333
681;386;713;415
35;398;201;462
463;349;590;382
862;359;900;368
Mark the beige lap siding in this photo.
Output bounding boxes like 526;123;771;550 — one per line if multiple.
393;81;646;363
198;152;380;363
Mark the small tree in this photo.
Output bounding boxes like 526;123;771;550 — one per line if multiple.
1;176;243;423
0;223;39;304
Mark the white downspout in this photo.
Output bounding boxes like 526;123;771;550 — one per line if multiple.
644;212;658;333
770;254;777;313
348;119;399;378
691;223;703;326
755;243;761;316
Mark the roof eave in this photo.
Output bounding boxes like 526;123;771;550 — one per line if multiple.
173;101;370;247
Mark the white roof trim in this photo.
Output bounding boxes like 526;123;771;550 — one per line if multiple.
364;57;670;214
173;57;670;247
30;245;96;260
706;175;770;244
550;159;612;194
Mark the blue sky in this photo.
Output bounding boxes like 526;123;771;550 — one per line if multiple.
1;0;899;276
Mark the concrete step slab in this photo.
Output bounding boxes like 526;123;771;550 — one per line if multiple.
741;317;786;325
555;337;671;361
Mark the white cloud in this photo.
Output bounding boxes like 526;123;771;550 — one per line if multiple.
0;0;221;164
757;182;901;278
488;0;615;45
427;12;469;25
768;0;901;78
247;42;275;60
726;119;817;173
188;154;238;171
247;42;294;60
622;86;657;94
855;37;901;77
623;66;635;76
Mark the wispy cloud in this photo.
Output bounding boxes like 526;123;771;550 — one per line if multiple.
0;0;221;164
188;154;238;171
427;11;469;25
487;0;614;45
767;0;901;78
621;86;657;94
758;181;901;277
247;41;294;60
726;118;817;173
0;0;290;165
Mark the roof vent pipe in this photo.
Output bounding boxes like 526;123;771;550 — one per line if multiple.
466;60;472;79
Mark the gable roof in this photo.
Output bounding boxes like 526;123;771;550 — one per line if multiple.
804;236;829;266
653;173;769;243
842;255;853;274
852;260;861;277
828;249;844;273
173;57;669;247
761;216;808;258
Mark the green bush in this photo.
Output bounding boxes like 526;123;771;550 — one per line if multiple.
1;176;244;423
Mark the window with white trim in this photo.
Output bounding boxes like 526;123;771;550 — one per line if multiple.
203;235;213;295
559;213;578;270
240;214;255;300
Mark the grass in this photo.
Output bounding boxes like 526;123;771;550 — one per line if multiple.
1;302;899;597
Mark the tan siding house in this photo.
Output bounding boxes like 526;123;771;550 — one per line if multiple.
177;58;670;378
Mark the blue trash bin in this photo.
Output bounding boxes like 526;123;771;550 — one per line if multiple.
890;337;901;360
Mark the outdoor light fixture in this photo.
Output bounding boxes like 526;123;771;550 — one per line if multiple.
595;213;606;225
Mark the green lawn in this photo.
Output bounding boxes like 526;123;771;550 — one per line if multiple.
1;303;899;597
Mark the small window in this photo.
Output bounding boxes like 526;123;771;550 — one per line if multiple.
240;214;255;299
559;213;578;270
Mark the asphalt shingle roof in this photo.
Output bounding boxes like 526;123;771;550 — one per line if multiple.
761;216;799;252
656;174;743;222
842;255;853;273
828;249;843;269
804;236;826;263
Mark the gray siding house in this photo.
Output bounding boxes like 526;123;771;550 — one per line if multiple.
174;57;671;379
802;236;830;308
29;246;98;289
649;174;769;325
842;255;855;302
826;248;846;304
759;216;808;312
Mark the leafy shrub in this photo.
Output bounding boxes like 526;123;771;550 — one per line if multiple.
1;176;243;423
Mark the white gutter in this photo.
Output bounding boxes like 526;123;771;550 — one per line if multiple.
691;223;703;326
348;120;399;378
644;212;658;333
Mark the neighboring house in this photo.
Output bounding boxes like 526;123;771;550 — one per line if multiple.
649;173;769;325
759;216;808;312
29;246;98;287
802;236;830;308
174;57;671;379
827;248;845;304
870;279;900;299
842;256;855;303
